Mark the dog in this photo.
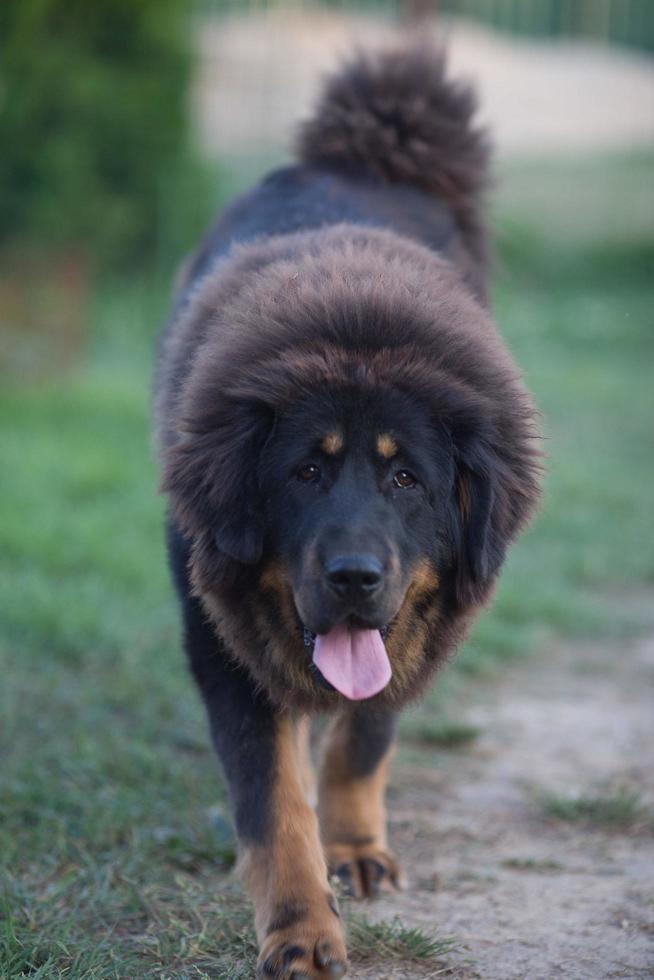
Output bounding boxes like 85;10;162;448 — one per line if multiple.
154;44;541;979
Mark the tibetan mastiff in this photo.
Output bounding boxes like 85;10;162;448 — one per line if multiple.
155;45;541;979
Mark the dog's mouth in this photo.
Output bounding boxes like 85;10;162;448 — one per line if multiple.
303;623;391;700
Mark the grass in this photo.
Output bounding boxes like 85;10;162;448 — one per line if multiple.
346;913;459;963
541;789;649;830
501;857;564;872
1;151;653;977
1;873;258;980
402;719;481;749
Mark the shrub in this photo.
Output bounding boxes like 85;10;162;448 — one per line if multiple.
0;0;199;271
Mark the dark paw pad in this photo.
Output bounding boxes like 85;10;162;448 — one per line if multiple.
329;846;404;900
257;931;348;979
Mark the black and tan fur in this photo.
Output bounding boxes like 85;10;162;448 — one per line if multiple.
155;44;541;978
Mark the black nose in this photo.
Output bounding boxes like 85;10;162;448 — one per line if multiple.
325;554;383;598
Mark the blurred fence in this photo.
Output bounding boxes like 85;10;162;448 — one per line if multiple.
196;0;654;53
438;0;654;50
191;3;654;167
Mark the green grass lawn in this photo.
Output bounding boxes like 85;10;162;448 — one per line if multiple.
1;153;653;978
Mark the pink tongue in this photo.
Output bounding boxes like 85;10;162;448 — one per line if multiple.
313;624;392;700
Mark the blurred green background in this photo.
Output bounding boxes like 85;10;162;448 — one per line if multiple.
1;2;653;977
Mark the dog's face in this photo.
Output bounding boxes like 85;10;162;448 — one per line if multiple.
258;387;453;637
166;362;524;702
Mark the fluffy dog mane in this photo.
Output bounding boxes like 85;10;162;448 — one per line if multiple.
158;224;540;612
155;45;540;709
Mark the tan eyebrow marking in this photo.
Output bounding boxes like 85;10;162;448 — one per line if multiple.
321;431;344;455
377;433;398;459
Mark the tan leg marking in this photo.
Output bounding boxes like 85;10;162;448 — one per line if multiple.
295;714;317;807
241;716;348;979
318;714;404;900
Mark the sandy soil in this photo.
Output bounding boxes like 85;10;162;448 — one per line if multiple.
351;636;654;979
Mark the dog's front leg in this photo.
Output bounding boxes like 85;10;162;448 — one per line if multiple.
239;713;347;978
198;654;347;978
319;705;404;899
169;524;348;977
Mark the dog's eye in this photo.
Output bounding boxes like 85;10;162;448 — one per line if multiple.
393;469;417;489
296;463;321;483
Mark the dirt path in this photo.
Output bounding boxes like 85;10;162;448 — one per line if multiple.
353;637;654;979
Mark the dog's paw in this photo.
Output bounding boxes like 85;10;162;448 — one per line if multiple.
326;843;405;899
257;922;348;979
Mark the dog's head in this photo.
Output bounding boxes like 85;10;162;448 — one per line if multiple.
164;367;530;701
161;228;540;703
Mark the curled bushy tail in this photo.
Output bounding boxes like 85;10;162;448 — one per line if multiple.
297;44;491;265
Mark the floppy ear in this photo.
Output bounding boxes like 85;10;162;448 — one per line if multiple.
162;400;271;571
453;443;507;608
